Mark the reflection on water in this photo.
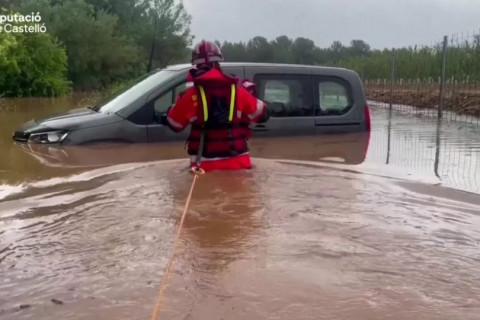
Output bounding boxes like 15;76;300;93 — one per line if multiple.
0;94;99;185
368;107;480;193
1;96;479;193
0;98;480;319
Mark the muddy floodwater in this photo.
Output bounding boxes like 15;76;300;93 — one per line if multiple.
1;97;480;320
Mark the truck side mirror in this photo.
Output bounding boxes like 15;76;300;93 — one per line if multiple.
159;105;173;125
159;113;168;125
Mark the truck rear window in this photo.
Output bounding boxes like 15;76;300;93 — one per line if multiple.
317;80;353;116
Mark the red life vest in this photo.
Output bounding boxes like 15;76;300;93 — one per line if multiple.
187;83;251;159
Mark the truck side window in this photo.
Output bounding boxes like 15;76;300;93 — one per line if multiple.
154;90;173;115
174;82;188;99
264;81;290;103
316;80;352;116
255;74;313;117
153;82;187;120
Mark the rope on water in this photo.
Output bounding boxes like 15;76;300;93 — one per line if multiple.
150;167;204;320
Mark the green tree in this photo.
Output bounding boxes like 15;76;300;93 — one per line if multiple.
327;41;346;64
18;0;192;91
127;0;192;72
348;39;371;57
221;41;249;62
0;0;16;8
246;36;274;62
21;0;142;90
271;35;294;63
291;37;316;64
0;29;20;93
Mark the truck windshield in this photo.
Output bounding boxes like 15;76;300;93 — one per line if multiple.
96;69;178;114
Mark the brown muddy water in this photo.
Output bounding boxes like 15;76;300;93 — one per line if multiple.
1;97;480;320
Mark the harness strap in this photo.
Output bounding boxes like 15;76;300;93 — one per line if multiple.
195;125;206;170
191;122;249;130
187;135;248;143
227;84;237;154
195;84;238;167
229;84;236;122
197;84;236;122
198;86;209;122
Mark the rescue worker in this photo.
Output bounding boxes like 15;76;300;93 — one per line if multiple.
166;40;268;172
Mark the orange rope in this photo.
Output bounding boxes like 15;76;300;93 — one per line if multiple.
150;168;204;320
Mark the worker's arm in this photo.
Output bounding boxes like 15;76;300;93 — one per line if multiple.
166;88;198;132
238;87;268;123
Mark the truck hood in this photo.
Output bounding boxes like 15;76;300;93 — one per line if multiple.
33;107;123;131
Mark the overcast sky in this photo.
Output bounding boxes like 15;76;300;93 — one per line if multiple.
182;0;480;49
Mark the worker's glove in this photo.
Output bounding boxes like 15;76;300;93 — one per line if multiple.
256;107;270;123
160;105;173;125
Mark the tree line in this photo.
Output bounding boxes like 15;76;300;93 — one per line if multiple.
219;36;480;82
219;36;371;66
1;0;479;98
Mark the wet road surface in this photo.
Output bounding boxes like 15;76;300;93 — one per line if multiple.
1;98;480;319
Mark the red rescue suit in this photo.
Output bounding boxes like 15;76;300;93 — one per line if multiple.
167;67;267;172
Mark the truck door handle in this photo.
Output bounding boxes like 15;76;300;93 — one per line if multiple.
253;124;268;131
